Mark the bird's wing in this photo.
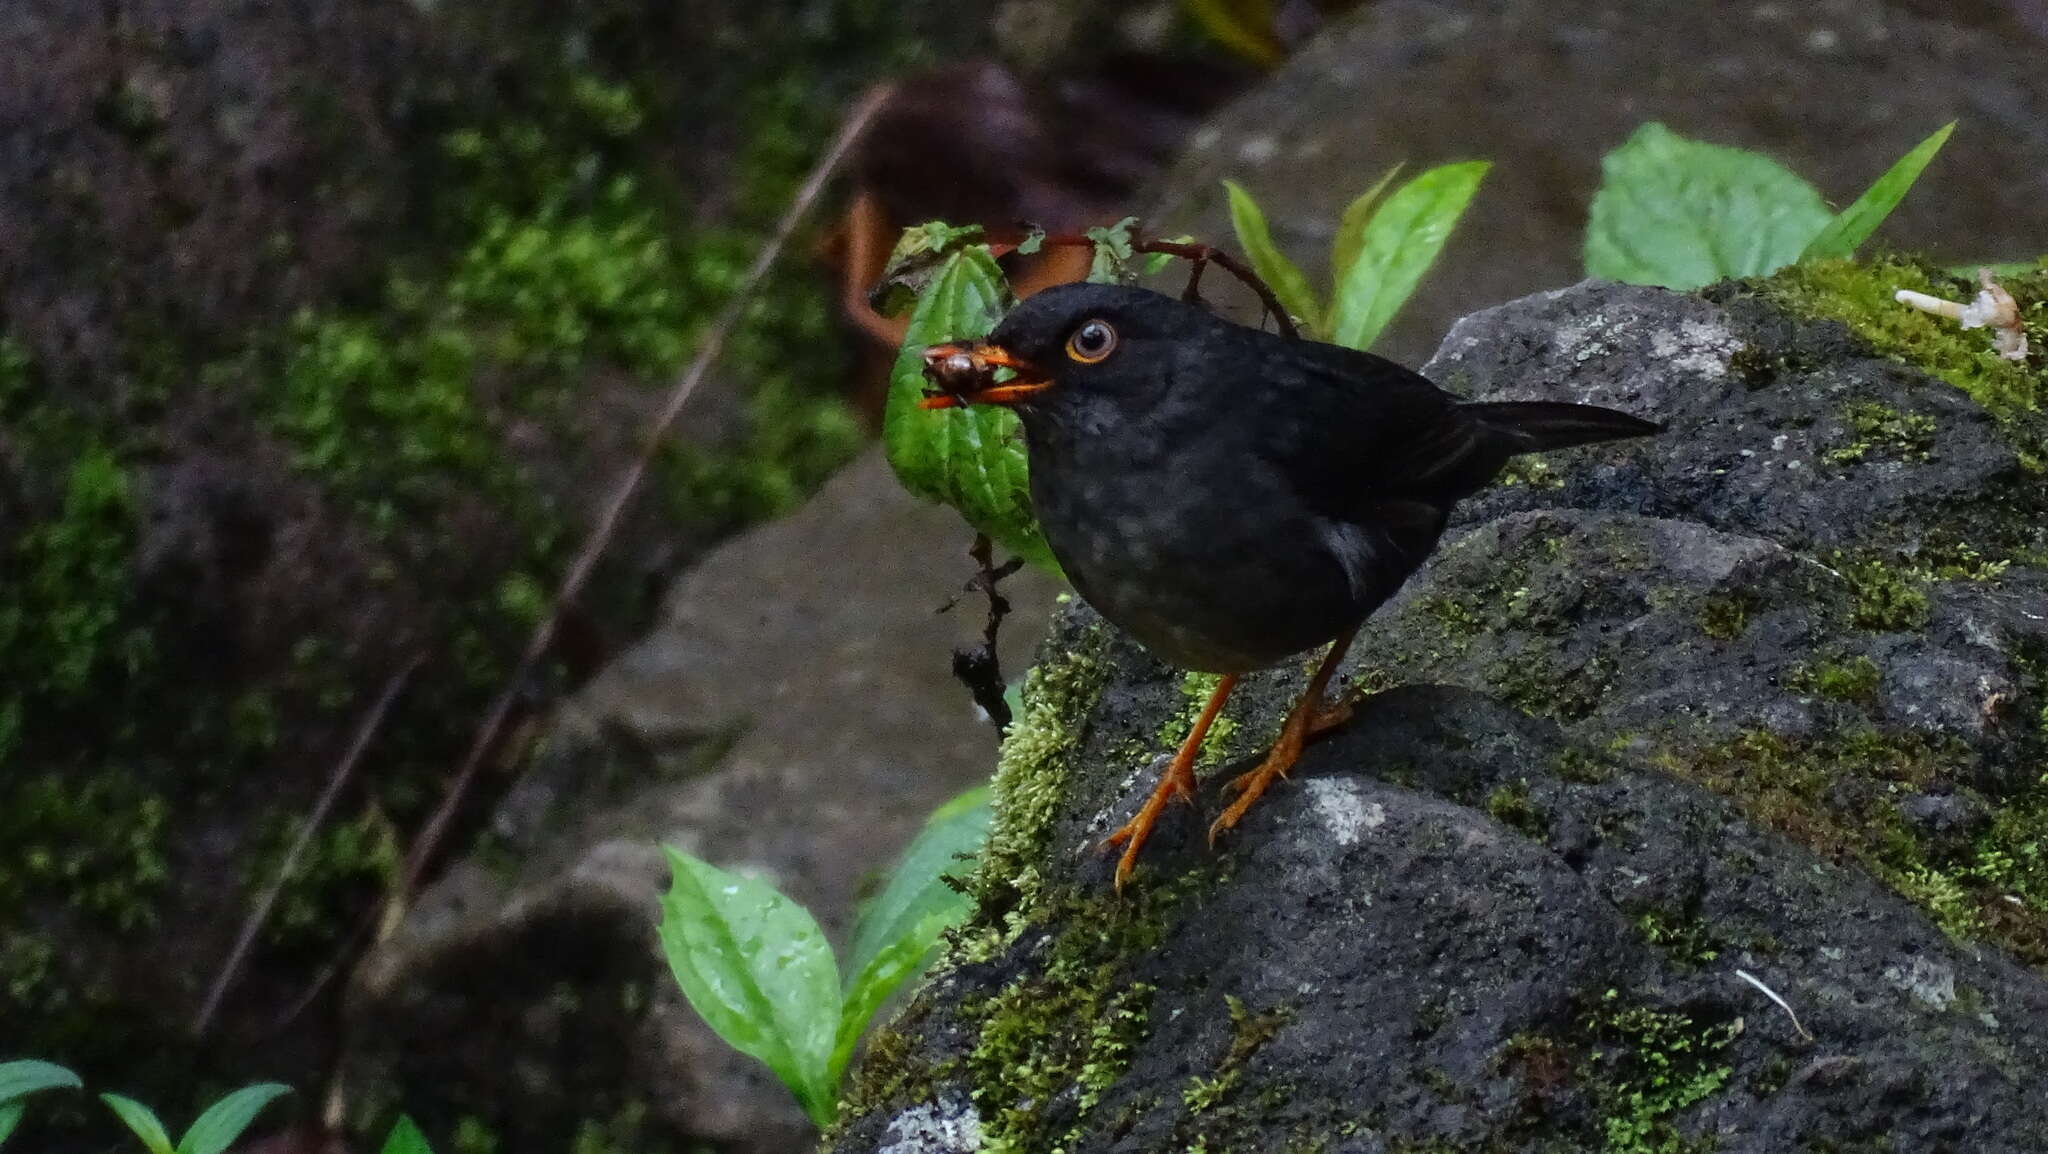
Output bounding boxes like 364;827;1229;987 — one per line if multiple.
1242;335;1507;518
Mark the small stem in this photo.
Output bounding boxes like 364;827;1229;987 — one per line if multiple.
985;229;1302;340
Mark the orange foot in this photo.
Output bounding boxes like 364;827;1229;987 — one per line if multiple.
1102;674;1239;892
1208;627;1360;846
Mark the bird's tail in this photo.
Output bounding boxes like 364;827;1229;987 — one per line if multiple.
1465;400;1661;454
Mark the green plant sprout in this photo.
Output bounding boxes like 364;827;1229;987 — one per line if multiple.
3;1059;437;1153
98;1083;290;1154
1225;160;1490;348
1585;121;1954;289
0;1059;81;1147
656;785;992;1127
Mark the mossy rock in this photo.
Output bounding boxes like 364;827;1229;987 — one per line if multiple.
832;266;2048;1153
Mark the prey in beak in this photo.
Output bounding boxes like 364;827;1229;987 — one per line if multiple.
918;343;1053;408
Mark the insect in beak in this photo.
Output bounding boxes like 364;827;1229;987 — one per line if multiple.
918;343;1053;408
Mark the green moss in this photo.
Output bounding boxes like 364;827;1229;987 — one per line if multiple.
1157;672;1242;765
1759;257;2046;444
1180;994;1293;1117
963;886;1178;1154
1631;908;1722;968
1581;996;1738;1154
0;772;168;931
1822;400;1938;466
1786;655;1882;703
1696;591;1754;641
1495;454;1565;490
241;810;403;955
1832;554;1931;632
969;626;1113;931
1652;725;2048;967
1485;779;1551;839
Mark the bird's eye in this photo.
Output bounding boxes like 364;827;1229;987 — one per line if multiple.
1065;319;1118;364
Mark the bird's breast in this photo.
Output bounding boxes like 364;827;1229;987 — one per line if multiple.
1026;431;1374;673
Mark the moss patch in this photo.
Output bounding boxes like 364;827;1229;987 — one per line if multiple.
1822;400;1938;466
1580;996;1738;1154
969;626;1114;932
1786;655;1882;704
1759;256;2046;458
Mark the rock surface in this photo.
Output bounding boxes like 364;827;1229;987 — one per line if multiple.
1147;0;2048;363
828;272;2048;1152
346;449;1059;1152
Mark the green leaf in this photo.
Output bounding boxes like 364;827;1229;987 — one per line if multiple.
0;1061;82;1106
100;1094;175;1154
658;848;842;1127
1326;161;1489;351
830;787;992;1081
868;221;987;317
844;787;991;982
1802;123;1954;261
1;1102;25;1148
1584;123;1833;289
881;247;1056;569
831;921;947;1084
1329;162;1404;293
1222;181;1320;332
177;1084;290;1154
379;1116;434;1154
1085;217;1142;284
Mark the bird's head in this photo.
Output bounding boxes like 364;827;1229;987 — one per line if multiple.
919;283;1216;422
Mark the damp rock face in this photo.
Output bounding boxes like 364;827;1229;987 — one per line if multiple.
829;269;2048;1153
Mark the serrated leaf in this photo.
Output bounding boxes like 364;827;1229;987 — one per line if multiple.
1222;180;1320;332
881;247;1056;568
868;221;987;317
1802;123;1954;261
1584;123;1833;289
379;1116;433;1154
0;1061;81;1106
177;1083;290;1154
1327;161;1489;351
1085;217;1142;284
100;1094;175;1154
1;1102;25;1147
1329;162;1404;292
658;848;842;1127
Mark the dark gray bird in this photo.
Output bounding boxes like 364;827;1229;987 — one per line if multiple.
922;282;1658;888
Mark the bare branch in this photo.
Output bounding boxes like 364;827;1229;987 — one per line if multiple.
192;655;422;1036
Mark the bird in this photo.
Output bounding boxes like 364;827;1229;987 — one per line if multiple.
920;282;1659;890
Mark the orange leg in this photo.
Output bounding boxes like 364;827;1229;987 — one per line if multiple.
1103;674;1240;892
1209;627;1360;846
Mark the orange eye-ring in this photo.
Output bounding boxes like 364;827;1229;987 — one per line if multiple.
1066;319;1118;364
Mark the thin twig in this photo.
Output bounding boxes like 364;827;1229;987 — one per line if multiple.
391;84;893;908
192;656;423;1036
988;230;1301;340
944;534;1024;732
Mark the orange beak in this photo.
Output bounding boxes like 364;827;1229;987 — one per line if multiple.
918;343;1053;408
